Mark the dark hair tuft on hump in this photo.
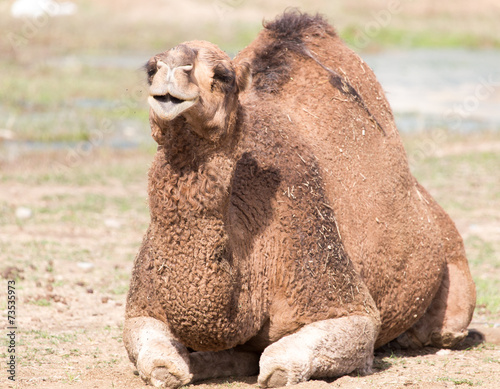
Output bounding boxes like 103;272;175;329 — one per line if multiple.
251;10;335;93
263;9;334;41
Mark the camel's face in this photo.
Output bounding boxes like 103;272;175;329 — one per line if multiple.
147;44;200;122
146;41;250;138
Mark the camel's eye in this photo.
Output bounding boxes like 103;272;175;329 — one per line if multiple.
211;63;235;92
144;60;158;85
213;64;234;84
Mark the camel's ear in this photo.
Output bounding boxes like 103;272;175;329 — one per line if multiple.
235;62;252;93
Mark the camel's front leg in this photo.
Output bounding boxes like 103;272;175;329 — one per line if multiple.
258;315;380;388
123;317;192;388
124;317;260;388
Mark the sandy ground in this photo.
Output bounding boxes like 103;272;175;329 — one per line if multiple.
0;141;499;389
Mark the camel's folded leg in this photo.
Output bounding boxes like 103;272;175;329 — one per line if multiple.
124;317;259;388
396;260;476;349
395;186;476;350
258;315;380;388
123;317;192;388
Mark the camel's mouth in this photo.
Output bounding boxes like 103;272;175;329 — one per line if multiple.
154;94;184;105
148;93;198;121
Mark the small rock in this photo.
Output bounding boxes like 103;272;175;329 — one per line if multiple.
1;266;24;280
101;297;109;304
436;349;451;356
77;262;94;272
123;126;138;138
15;206;32;220
104;218;122;229
45;261;54;272
76;281;86;287
49;294;67;304
468;224;479;233
86;288;94;294
11;0;77;18
0;129;15;140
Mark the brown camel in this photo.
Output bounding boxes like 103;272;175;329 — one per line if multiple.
123;11;476;388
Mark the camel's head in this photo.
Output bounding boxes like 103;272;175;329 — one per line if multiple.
146;41;251;141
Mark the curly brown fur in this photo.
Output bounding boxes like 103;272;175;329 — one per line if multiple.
125;10;475;388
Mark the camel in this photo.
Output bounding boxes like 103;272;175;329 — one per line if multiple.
123;11;476;388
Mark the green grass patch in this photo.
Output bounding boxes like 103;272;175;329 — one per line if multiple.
408;146;500;216
27;330;78;344
0;58;148;142
341;26;500;51
26;192;146;227
110;284;129;296
465;236;498;269
437;377;476;386
31;298;51;307
0;150;151;187
474;278;500;316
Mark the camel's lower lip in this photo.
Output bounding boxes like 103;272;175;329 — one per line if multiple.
148;95;198;121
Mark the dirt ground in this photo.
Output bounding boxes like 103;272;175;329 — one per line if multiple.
0;139;499;389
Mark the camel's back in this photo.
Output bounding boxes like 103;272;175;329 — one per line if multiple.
236;12;458;345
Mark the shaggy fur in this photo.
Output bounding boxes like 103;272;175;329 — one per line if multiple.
250;13;384;134
124;10;476;388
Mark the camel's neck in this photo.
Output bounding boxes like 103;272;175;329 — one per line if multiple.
146;115;260;351
148;120;240;223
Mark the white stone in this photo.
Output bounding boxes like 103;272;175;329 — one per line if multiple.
11;0;77;19
104;218;122;229
76;262;95;272
15;206;32;220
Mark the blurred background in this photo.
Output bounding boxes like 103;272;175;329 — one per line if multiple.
0;1;499;386
1;0;499;148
